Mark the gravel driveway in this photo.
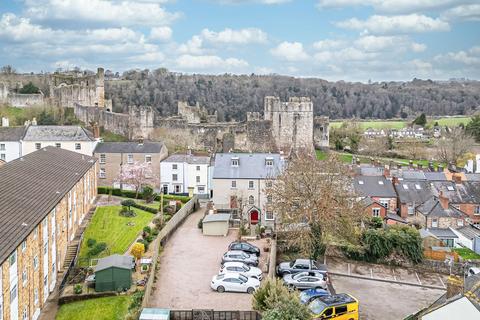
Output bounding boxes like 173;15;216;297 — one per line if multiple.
148;206;267;310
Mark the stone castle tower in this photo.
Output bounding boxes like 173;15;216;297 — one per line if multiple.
264;96;314;155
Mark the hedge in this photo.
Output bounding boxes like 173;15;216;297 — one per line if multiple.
130;202;158;214
98;187;190;203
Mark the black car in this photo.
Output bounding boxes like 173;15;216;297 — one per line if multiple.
228;241;260;256
276;259;328;280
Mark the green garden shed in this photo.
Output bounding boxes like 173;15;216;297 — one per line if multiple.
94;254;133;292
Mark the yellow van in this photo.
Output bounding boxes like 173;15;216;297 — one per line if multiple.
309;293;359;320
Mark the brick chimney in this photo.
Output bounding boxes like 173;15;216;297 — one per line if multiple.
384;164;390;178
453;174;462;184
1;117;9;127
409;160;414;169
439;191;449;209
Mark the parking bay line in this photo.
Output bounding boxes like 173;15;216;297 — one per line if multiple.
415;272;422;285
329;272;446;291
438;276;446;289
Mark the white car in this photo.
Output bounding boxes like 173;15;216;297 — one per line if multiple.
220;262;263;280
211;273;260;294
222;250;259;266
466;267;480;277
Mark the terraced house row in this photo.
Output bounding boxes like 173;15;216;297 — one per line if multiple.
0;147;97;320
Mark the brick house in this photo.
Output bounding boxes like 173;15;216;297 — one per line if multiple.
353;176;398;213
0;147;97;320
361;197;387;219
393;180;433;220
94;141;168;191
414;194;468;229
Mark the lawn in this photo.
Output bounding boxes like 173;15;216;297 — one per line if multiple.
78;205;154;266
56;295;131;320
453;248;480;260
330;116;472;131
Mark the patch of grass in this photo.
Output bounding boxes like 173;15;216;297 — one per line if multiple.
100;129;128;142
78;206;153;266
56;296;131;320
135;199;161;210
431;117;472;127
453;248;480;260
340;153;353;163
315;149;327;160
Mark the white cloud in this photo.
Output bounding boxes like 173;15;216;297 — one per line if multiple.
337;14;450;34
176;54;249;70
218;0;291;4
178;35;204;55
149;27;172;41
200;28;267;44
270;41;309;61
411;42;427;52
317;0;474;14
442;4;480;21
312;39;345;50
25;0;179;27
435;47;480;65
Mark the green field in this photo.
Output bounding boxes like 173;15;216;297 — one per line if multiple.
78;206;154;266
56;296;131;320
330;116;472;130
453;248;480;260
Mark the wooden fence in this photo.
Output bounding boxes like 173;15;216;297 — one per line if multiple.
170;310;261;320
142;196;199;307
424;249;459;262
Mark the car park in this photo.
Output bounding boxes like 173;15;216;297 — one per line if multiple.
276;258;328;279
220;262;263;280
228;241;261;256
283;271;327;290
210;273;260;294
222;250;259;266
309;293;359;320
300;288;330;304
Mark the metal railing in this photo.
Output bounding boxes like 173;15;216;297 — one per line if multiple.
170;310;261;320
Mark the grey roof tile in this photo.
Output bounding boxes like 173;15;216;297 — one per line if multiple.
23;125;95;141
95;254;133;272
213;153;284;179
163;153;210;165
94;141;164;154
0;147;96;264
353;176;396;198
0;126;26;141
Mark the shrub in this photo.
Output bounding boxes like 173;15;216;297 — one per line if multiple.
131;202;157;214
164;214;172;222
119;206;136;217
130;242;145;261
129;290;145;311
73;284;83;295
142;185;156;203
88;242;107;257
98;187;191;203
121;199;136;210
144;235;154;243
86;238;97;248
369;217;384;229
143;226;152;234
137;239;149;251
152;228;159;236
152;217;165;230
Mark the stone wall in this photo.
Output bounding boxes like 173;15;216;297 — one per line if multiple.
7;93;45;107
314;116;329;149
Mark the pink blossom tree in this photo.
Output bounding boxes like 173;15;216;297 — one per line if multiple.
116;161;156;198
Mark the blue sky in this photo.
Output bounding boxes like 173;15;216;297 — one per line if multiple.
0;0;479;81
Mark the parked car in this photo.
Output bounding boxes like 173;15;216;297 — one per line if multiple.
300;288;330;304
220;262;263;280
276;259;328;279
228;241;260;256
210;273;260;294
283;271;327;290
466;267;480;277
309;293;359;320
222;250;259;266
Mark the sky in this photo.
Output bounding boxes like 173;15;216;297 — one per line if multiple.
0;0;479;81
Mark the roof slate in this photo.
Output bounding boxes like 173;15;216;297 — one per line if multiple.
428;228;458;239
353;176;396;198
395;180;433;205
95;254;133;272
0;126;26;141
94;141;164;154
213;153;284;179
23;125;95;141
0;147;96;264
163;153;210;165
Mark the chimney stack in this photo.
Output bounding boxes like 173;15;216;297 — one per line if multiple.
428;160;434;172
439;191;449;209
384;164;390;178
92;122;100;139
409;160;413;169
418;163;423;170
370;157;375;166
31;117;37;126
453;174;462;184
438;164;444;172
1;117;9;127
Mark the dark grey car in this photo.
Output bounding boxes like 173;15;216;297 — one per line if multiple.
276;259;328;280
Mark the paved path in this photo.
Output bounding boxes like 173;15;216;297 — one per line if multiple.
148;207;263;310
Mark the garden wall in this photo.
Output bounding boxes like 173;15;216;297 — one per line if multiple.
142;196;199;307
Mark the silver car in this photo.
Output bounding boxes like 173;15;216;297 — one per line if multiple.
220;261;263;280
283;271;327;290
222;250;259;266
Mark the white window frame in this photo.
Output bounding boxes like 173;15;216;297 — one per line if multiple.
372;208;381;217
265;210;274;220
231;158;239;167
55;143;61;148
34;288;38;306
35;143;41;150
196;165;200;171
231;180;237;189
22;269;27;287
145;155;152;163
248;181;254;190
408;205;415;215
99;154;106;164
172;174;178;181
21;241;27;252
99;168;106;179
33;256;39;270
432;219;439;228
0;153;5;161
196;176;200;183
249;195;254;205
127;154;134;164
172;163;178;170
475;206;480;215
75;143;81;150
0;143;4;151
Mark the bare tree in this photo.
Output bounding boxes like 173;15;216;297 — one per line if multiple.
268;153;365;260
436;128;475;165
400;138;426;160
0;65;16;74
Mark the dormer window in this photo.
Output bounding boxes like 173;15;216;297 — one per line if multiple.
378;181;384;185
265;157;274;166
231;157;239;167
358;180;364;185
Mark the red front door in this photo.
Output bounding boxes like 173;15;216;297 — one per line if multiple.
250;210;259;225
